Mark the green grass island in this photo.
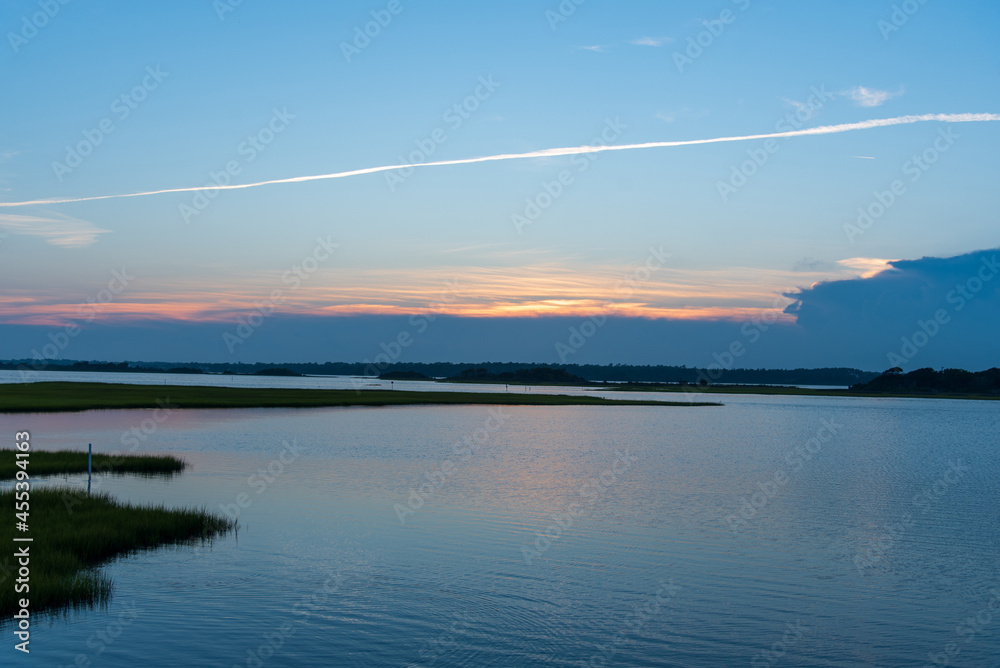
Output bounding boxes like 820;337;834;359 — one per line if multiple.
0;381;723;413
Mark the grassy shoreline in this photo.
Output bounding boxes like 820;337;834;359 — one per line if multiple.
0;382;721;412
0;489;234;619
0;449;185;481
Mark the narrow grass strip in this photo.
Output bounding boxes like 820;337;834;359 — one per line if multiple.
0;382;721;413
0;450;185;481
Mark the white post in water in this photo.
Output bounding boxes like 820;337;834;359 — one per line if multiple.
88;443;92;495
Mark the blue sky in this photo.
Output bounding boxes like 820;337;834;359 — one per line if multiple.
1;0;998;368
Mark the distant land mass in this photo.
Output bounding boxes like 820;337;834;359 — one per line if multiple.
613;367;1000;400
447;366;590;385
10;361;208;375
850;367;1000;396
2;360;997;399
252;367;303;377
1;359;879;387
378;370;432;381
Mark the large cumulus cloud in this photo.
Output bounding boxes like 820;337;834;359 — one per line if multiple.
784;248;1000;370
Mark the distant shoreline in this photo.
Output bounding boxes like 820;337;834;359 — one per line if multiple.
0;360;878;388
609;382;1000;401
0;382;721;413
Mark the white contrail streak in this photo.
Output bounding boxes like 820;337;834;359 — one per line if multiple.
2;113;997;208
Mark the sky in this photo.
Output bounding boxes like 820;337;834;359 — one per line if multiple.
1;0;998;370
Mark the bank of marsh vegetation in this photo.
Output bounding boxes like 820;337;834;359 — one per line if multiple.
0;449;185;481
0;489;234;619
0;382;721;412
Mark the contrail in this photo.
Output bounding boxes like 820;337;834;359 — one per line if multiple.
2;113;997;208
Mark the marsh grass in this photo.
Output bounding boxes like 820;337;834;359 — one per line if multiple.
0;382;720;412
0;488;235;619
0;449;185;481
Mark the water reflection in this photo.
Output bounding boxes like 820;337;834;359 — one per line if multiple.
0;396;997;666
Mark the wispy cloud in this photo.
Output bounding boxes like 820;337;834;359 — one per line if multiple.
785;85;902;112
0;212;110;247
631;36;671;47
846;86;903;107
579;45;608;52
0;261;810;325
2;113;998;209
837;257;896;278
781;95;825;121
851;155;876;159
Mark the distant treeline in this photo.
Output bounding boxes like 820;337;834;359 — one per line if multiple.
449;367;589;385
3;361;206;374
0;359;879;386
851;367;1000;396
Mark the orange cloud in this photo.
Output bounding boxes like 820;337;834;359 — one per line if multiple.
0;262;814;326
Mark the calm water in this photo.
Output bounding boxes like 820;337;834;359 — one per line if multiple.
2;393;998;666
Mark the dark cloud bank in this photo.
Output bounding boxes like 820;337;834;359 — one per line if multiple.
3;249;997;371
